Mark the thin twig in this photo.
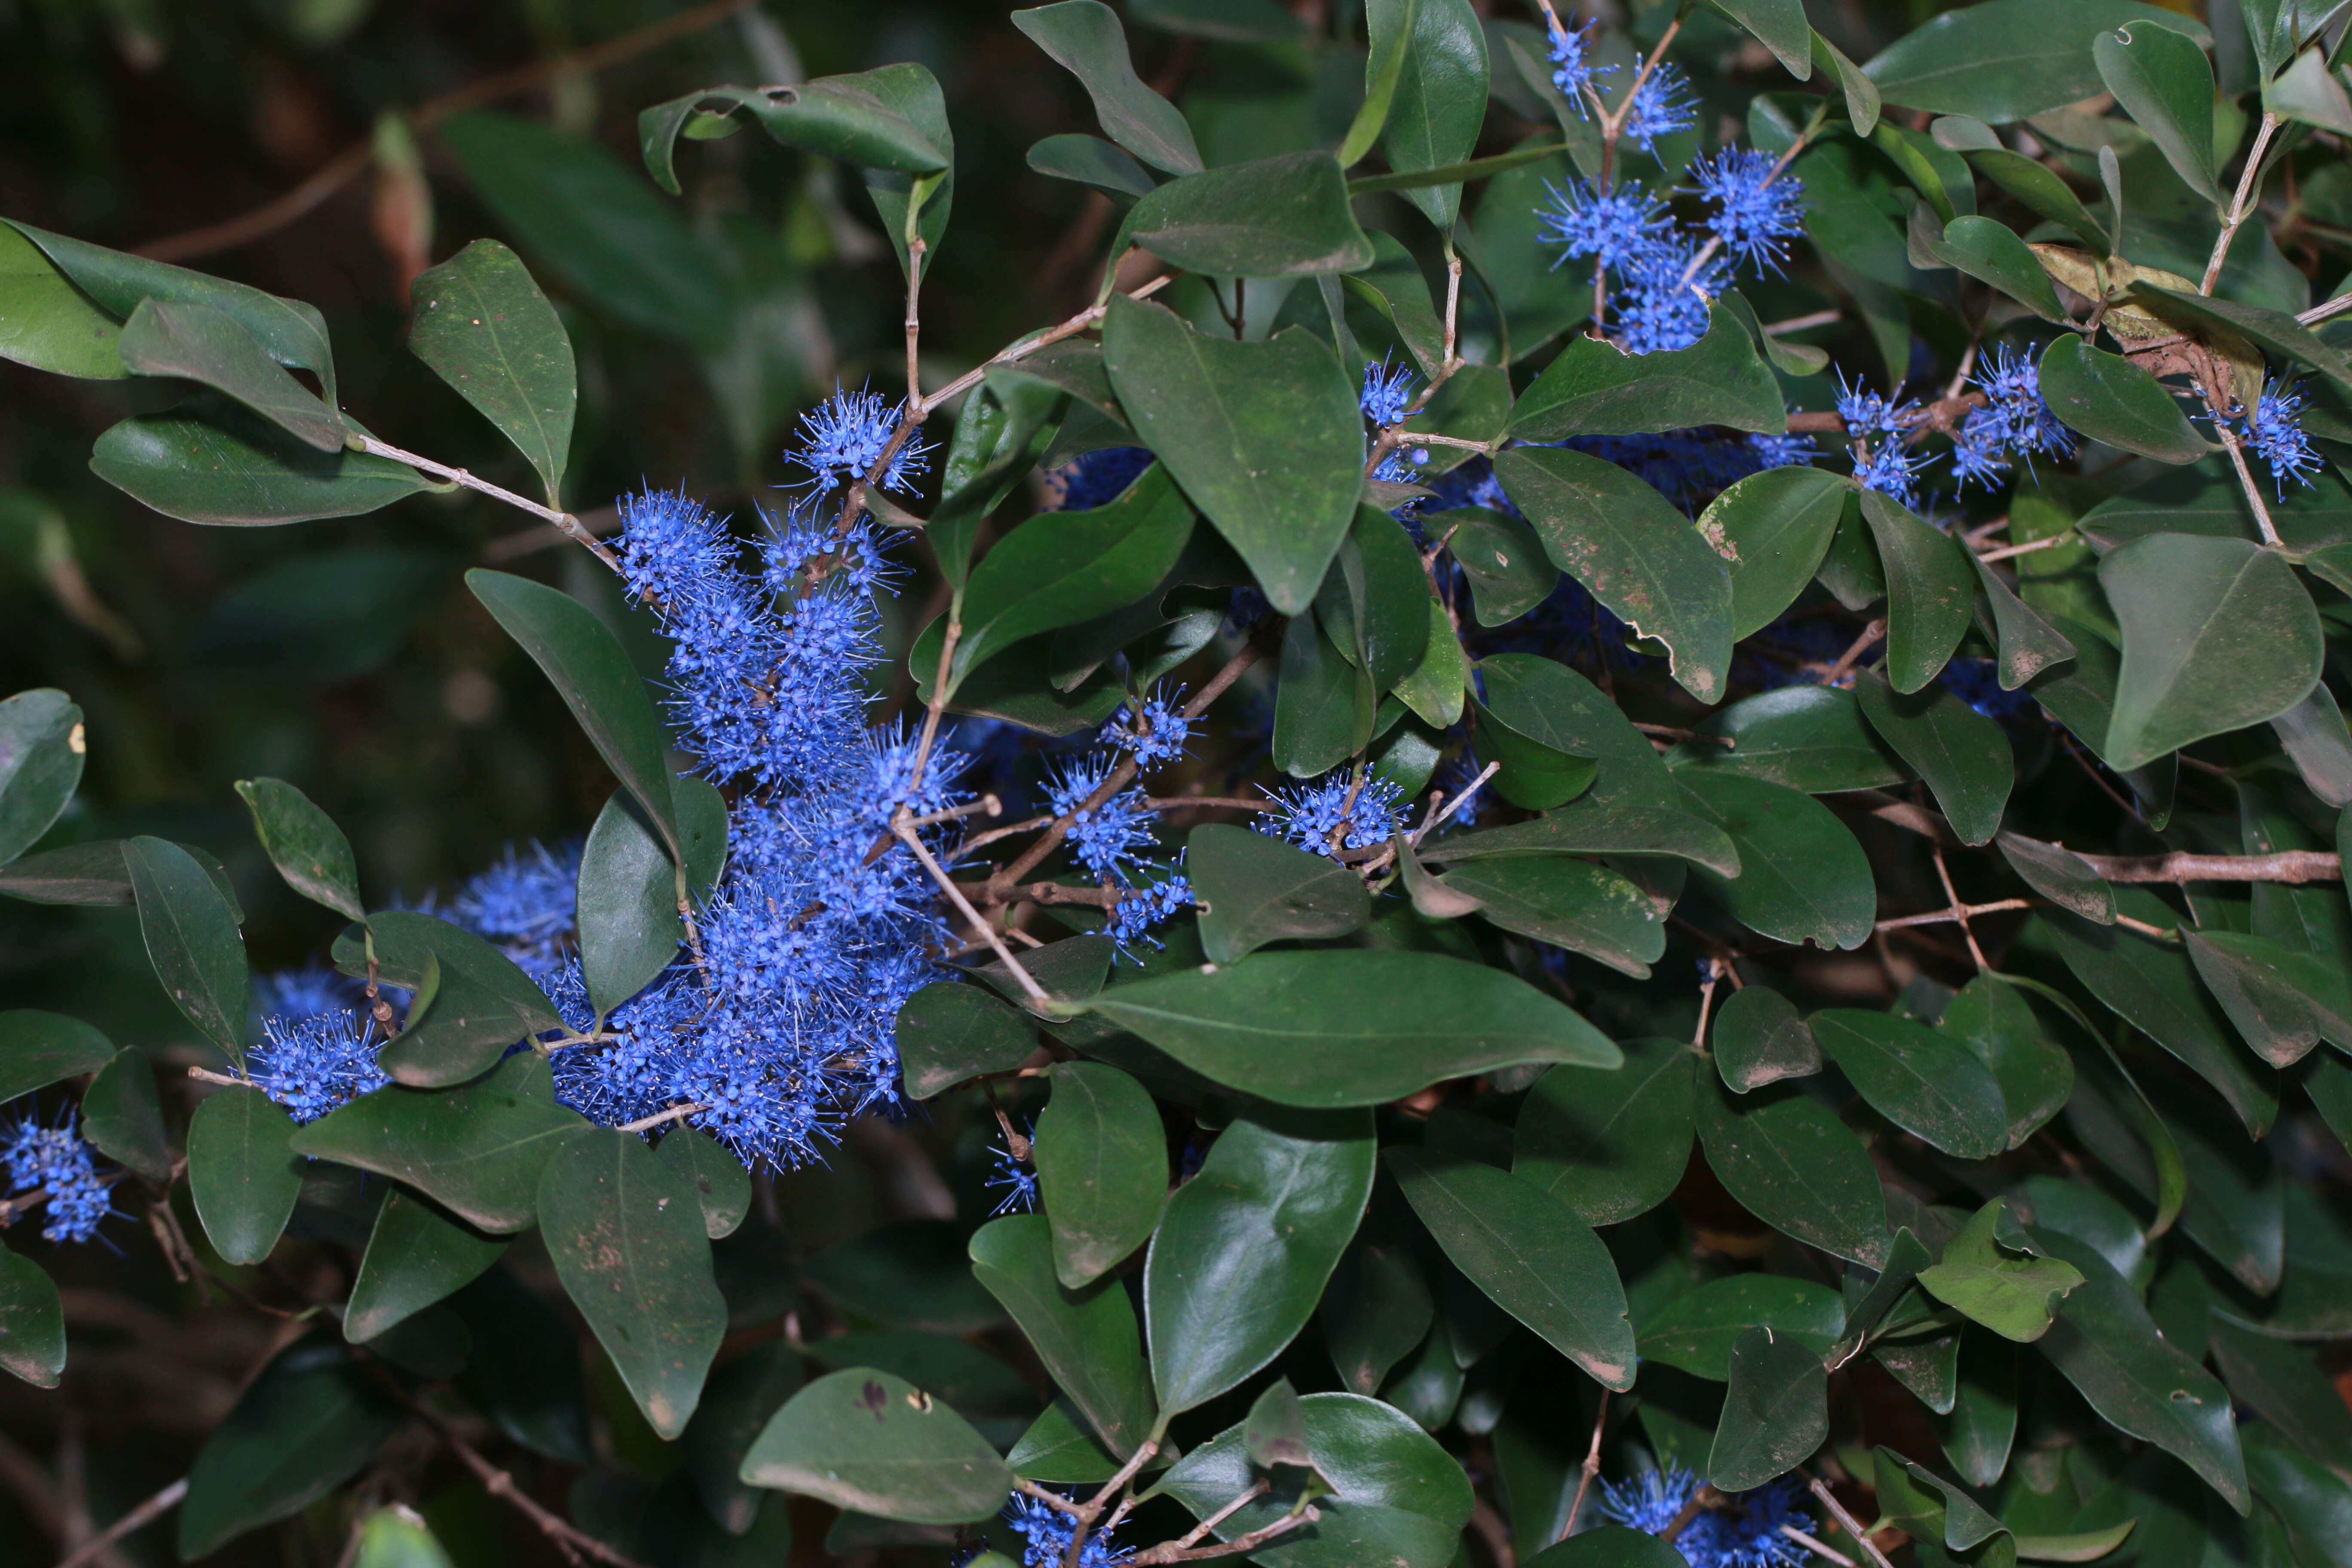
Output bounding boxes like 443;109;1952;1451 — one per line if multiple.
1973;533;2072;564
52;1479;186;1568
349;433;621;570
1802;1473;1897;1568
1782;1525;1857;1567
2072;848;2339;883
614;1102;710;1135
1931;843;1988;971
1411;761;1499;846
1822;619;1886;686
1875;898;2033;931
408;1399;649;1568
2214;421;2285;548
900;823;1052;1007
2203;111;2280;294
1556;1389;1610;1544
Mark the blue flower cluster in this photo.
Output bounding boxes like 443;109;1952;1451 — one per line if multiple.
1547;15;1611;109
1048;447;1155;513
1598;1463;1814;1568
1260;771;1409;857
1539;141;1801;356
1035;696;1197;960
1003;1492;1130;1567
2235;376;2323;497
1839;349;2075;510
448;841;582;980
987;1130;1041;1216
1;1105;112;1245
1363;358;1433;483
788;384;931;496
248;1010;390;1124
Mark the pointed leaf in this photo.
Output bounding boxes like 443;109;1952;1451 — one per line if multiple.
1509;307;1785;441
1013;2;1202;174
1859;0;2210;123
1918;1199;2087;1341
407;239;576;502
0;688;83;866
1382;0;1488;230
1675;685;1906;796
2038;336;2209;463
1854;669;2013;843
970;1214;1156;1458
91;401;434;526
1035;1062;1165;1287
1695;1077;1890;1266
1708;1326;1828;1490
1811;1009;2011;1158
117;297;344;452
1678;772;1876;951
345;1188;507;1343
1708;466;1852;639
123;835;248;1061
235;776;364;922
187;1085;303;1266
1859;491;1975;693
2095;24;2223;205
1712;986;1823;1092
0;1010;115;1106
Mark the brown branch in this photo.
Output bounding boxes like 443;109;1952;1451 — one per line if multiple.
2069;849;2340;883
407;1399;649;1568
53;1478;186;1568
1802;1473;1898;1568
135;0;757;261
1556;1389;1610;1544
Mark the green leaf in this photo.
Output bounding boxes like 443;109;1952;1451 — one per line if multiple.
2038;336;2209;463
1317;505;1431;695
1678;772;1876;952
576;780;719;1020
1190;825;1369;965
187;1085;303;1266
1939;975;2073;1147
0;1243;63;1388
1996;833;2116;925
1274;610;1369;777
1321;1232;1432;1395
235;776;364;923
345;1188;507;1343
1123;150;1375;277
177;1338;401;1560
90;400;435;526
1919;1199;2088;1341
1942;1332;2020;1487
1477;652;1673;809
1439;854;1666;977
2029;1226;2248;1512
1921;214;2069;319
1860;0;2209;123
840;64;955;280
439;112;732;350
2268;683;2352;808
1101;297;1360;614
2208;1320;2352;1480
1382;0;1487;230
330;909;559;1033
291;1053;586;1233
0;1010;114;1106
1419;793;1738;876
123;834;248;1061
1810;1008;2009;1158
466;568;680;857
806;1220;1007;1335
639;77;949;195
957;463;1195;686
1009;1401;1119;1483
1859;490;1976;693
1386;1148;1635;1390
1028;132;1156;199
680;1340;804;1533
0;837;233;910
2095;23;2223;206
1674;685;1907;795
1639;1275;1845;1381
1088;948;1620;1108
1496;446;1733;703
1706;467;1852;639
1969;550;2078;689
970;1214;1155;1458
350;1505;457;1568
1340;0;1417;168
1442;506;1560;625
1708;1325;1829;1490
539;1128;725;1439
1510;307;1785;441
1393;596;1469;728
81;1047;168;1180
741;1366;1012;1524
1709;0;1812;75
1852;669;2012;844
2245;1422;2352;1568
1475;675;1602;811
407;239;575;503
117;297;343;452
896;982;1037;1100
1712;986;1823;1093
1515;1039;1698;1225
1013;2;1202;174
2184;928;2352;1066
2100;533;2322;770
1525;1526;1695;1568
657;1127;749;1241
1144;1105;1374;1414
0;222;126;379
1695;1077;1890;1266
932;371;1075;589
1872;1446;2010;1550
1035;1062;1164;1288
0;689;81;867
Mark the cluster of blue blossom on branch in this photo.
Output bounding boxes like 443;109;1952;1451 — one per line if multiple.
0;1104;114;1245
1599;1464;1818;1568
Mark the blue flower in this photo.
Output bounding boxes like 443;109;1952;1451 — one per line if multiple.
1615;232;1726;356
1046;754;1161;882
252;964;361;1023
1260;771;1407;857
250;1009;391;1124
1854;439;1928;508
1623;60;1697;152
1048;447;1155;512
789;385;931;496
1363;356;1417;426
1687;148;1806;276
1951;344;2075;492
1834;372;1923;441
1002;1491;1131;1567
1547;15;1612;109
1597;1464;1816;1568
1538;179;1671;272
2238;376;2323;497
987;1133;1041;1216
451;840;581;979
1;1104;115;1246
1106;684;1194;771
1107;869;1194;960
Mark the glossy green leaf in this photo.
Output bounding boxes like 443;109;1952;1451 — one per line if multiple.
331;910;558;1034
1854;669;2012;844
1708;1326;1828;1490
0;689;81;867
1922;212;2069;318
1674;685;1906;795
467;568;679;856
1861;1;2209;122
539;1128;724;1439
1101;297;1360;614
1996;833;2116;925
178;1338;401;1559
1383;0;1487;230
1873;1446;2010;1550
1938;975;2073;1147
1035;1062;1164;1287
1156;1391;1470;1568
1317;505;1430;695
345;1187;507;1343
2100;533;2321;770
291;1052;585;1233
1496;446;1733;704
1125;150;1373;277
1442;506;1560;626
2208;1320;2352;1479
92;399;432;527
957;463;1194;685
1388;1149;1635;1390
407;239;575;502
0;1010;113;1108
234;776;363;922
2267;683;2352;808
124;835;248;1060
1918;1198;2086;1341
1393;596;1469;728
1707;467;1852;639
970;1214;1155;1458
2030;1226;2248;1511
1014;3;1201;174
1812;1008;2009;1158
1338;0;1415;167
1696;1077;1890;1266
1515;1039;1697;1225
832;63;956;279
80;1046;167;1181
1510;307;1784;441
1145;1105;1373;1414
896;982;1037;1099
1420;793;1737;876
1445;854;1665;977
1709;0;1812;74
2185;928;2352;1067
2245;1421;2352;1567
1712;986;1823;1092
1942;1332;2020;1488
576;787;683;1021
639;76;947;196
1189;823;1369;964
679;1340;805;1533
1525;1526;1695;1568
1008;1401;1118;1483
1028;132;1155;199
0;1239;61;1393
1859;491;1976;693
187;1085;302;1266
1274;610;1368;778
0;222;126;378
933;371;1075;589
1322;1231;1433;1396
118;297;343;451
2095;23;2223;205
1089;948;1619;1107
741;1366;1012;1523
2039;336;2209;463
1638;1275;1845;1381
1475;679;1602;811
1678;772;1876;951
1476;651;1674;805
656;1126;749;1242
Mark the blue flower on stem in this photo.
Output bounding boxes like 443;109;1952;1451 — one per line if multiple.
1260;771;1408;858
1597;1463;1816;1568
1687;148;1806;276
250;1010;391;1124
2237;376;2323;497
1547;15;1612;109
451;840;581;979
1106;684;1194;771
1623;60;1697;152
1615;233;1726;355
789;385;930;496
1362;356;1416;426
1;1104;115;1246
1107;869;1194;961
1834;372;1923;441
1046;754;1161;882
1537;179;1672;271
988;1130;1041;1215
1002;1490;1130;1566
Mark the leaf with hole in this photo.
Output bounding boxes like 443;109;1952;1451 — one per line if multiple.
741;1367;1012;1523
